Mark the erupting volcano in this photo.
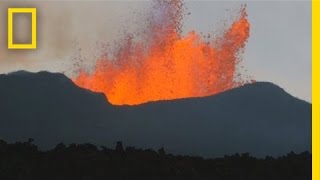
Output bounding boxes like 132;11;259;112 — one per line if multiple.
73;0;251;105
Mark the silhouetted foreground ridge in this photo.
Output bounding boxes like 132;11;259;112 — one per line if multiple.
0;139;311;180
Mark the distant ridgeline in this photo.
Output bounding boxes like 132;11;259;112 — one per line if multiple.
0;71;311;157
0;139;311;180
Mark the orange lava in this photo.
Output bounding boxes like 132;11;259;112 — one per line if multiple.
73;1;250;105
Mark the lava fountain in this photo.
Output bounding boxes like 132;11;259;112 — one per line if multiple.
73;0;251;105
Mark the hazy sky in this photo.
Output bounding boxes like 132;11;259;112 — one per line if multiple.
0;0;311;102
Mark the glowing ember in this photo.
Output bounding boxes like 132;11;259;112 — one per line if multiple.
73;0;251;105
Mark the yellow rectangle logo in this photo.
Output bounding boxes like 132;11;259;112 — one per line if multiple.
8;8;37;49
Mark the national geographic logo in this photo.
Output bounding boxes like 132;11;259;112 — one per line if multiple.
8;8;37;49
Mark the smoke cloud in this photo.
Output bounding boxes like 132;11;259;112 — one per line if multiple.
0;1;146;74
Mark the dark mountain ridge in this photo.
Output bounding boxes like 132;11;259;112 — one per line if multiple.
0;71;311;157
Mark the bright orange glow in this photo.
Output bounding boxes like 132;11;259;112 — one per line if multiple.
73;1;251;105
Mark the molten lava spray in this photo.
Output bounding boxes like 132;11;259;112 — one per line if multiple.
73;0;251;105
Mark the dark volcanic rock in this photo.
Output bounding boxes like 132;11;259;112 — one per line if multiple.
0;71;311;157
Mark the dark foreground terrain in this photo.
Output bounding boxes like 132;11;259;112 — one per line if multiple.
0;139;311;180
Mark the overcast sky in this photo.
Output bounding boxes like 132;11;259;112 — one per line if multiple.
0;0;311;102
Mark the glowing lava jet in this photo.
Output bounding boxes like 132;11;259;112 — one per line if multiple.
73;0;251;105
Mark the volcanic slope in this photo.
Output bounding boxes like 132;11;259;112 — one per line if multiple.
0;71;311;157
